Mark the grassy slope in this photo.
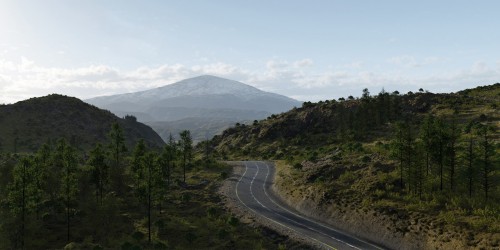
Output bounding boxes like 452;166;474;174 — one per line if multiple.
212;83;500;249
0;94;165;153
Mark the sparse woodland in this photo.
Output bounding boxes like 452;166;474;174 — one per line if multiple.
213;83;499;248
0;124;285;249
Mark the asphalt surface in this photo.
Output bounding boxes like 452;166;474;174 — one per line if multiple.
235;161;386;250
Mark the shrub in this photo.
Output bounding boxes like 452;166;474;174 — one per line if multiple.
220;171;228;179
293;163;302;170
227;216;239;227
362;155;371;163
207;207;217;218
181;193;191;203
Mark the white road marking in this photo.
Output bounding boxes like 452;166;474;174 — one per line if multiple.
235;161;337;250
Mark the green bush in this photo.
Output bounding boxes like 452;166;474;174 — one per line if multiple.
181;193;191;203
227;216;239;227
293;163;302;170
207;207;217;218
220;171;228;179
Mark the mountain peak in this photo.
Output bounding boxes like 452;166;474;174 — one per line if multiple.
190;74;229;81
160;75;262;98
85;75;301;142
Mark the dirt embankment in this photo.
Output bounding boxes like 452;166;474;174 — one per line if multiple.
271;161;499;250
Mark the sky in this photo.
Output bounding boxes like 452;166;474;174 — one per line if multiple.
1;0;500;103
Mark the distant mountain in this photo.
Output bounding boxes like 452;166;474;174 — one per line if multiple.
86;75;301;142
0;94;165;153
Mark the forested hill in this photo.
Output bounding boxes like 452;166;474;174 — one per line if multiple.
212;83;499;159
210;83;499;249
0;94;165;152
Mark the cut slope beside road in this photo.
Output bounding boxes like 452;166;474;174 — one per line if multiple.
226;161;386;250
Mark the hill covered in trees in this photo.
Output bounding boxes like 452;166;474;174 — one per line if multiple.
0;94;165;153
211;83;499;249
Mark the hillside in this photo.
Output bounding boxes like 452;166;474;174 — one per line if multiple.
86;75;300;142
213;84;499;157
0;94;165;153
211;83;499;249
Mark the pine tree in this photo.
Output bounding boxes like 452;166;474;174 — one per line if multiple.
464;132;476;198
59;139;79;243
87;143;108;206
391;121;406;189
419;114;435;176
179;130;193;183
108;122;127;194
476;124;495;201
137;151;161;244
432;118;449;191
414;141;425;198
32;144;50;219
7;157;34;249
131;139;146;187
158;134;177;190
447;118;459;191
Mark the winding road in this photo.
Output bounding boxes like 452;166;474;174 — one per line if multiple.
234;161;386;250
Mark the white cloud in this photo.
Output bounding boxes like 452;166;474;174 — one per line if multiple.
0;57;498;103
266;59;289;70
293;58;313;68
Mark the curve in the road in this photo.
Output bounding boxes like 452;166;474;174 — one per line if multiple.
234;161;386;250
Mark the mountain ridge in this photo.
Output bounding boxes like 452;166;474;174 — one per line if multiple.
85;75;301;142
87;75;292;103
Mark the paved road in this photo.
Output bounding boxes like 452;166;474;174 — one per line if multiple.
234;161;386;250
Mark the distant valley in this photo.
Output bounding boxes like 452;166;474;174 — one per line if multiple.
85;75;301;142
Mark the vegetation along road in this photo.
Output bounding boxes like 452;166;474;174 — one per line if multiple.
234;161;386;250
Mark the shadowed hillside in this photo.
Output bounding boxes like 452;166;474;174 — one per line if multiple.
0;94;165;153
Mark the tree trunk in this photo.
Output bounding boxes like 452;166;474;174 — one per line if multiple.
148;160;152;244
21;162;26;250
468;137;473;198
67;169;70;243
439;142;443;191
183;155;186;183
483;132;489;201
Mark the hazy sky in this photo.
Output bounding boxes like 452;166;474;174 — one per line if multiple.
1;0;499;103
